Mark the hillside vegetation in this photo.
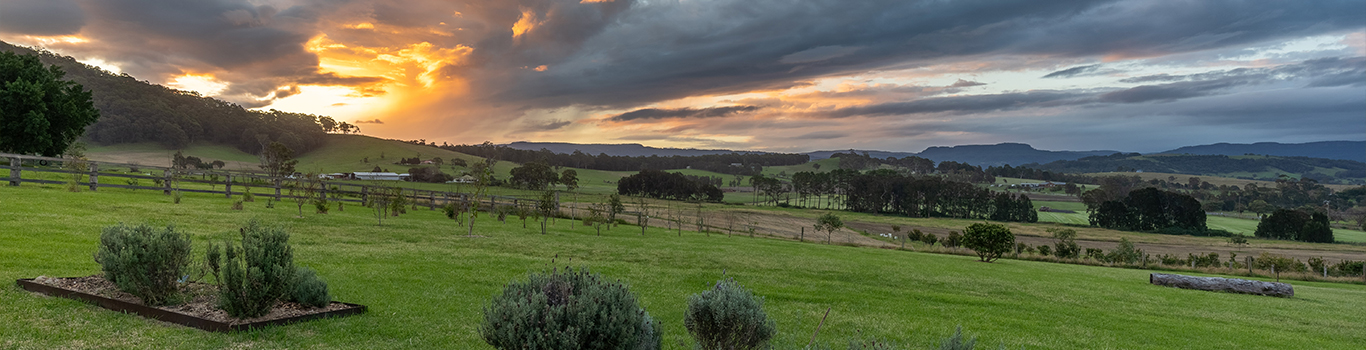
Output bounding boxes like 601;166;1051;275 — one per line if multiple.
1;41;336;155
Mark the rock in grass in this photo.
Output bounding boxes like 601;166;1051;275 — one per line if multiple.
1150;273;1293;297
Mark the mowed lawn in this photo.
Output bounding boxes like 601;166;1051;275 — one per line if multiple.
2;185;1364;349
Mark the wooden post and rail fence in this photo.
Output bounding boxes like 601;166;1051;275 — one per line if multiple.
0;153;535;212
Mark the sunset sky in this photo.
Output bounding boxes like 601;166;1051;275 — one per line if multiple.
1;0;1363;153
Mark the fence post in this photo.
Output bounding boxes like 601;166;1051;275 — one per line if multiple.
361;186;369;206
163;170;172;195
429;191;435;210
225;175;233;198
800;227;804;242
274;178;281;201
88;163;99;191
8;158;19;186
1247;257;1253;274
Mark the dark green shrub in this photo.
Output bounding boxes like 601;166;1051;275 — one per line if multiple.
480;266;660;350
943;231;962;248
94;223;192;306
1036;245;1052;257
214;220;295;318
921;233;938;246
1049;228;1080;259
684;278;776;350
1085;248;1105;261
1105;238;1143;264
291;266;331;308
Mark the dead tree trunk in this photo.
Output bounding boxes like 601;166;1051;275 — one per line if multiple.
1149;273;1293;297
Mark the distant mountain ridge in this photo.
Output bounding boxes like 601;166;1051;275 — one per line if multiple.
505;141;771;157
915;143;1117;166
511;142;1120;167
1159;141;1365;162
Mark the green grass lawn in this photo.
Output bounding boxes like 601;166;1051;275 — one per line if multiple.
3;184;1365;349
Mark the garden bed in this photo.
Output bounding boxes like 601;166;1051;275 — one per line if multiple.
17;276;365;332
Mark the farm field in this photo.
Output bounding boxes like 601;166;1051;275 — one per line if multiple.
1031;200;1366;244
1085;171;1359;191
3;184;1366;349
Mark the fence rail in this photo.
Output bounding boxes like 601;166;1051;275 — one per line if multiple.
1;154;542;212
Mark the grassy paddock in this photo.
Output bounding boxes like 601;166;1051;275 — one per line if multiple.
2;185;1365;349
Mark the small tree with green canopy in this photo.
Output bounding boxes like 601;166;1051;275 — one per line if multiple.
1049;228;1081;259
961;223;1014;262
537;190;559;234
814;212;844;244
0;51;100;156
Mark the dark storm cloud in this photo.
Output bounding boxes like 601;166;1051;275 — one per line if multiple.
496;0;1365;108
517;119;572;132
1042;65;1101;78
607;106;761;122
0;0;86;36
815;56;1366;118
949;79;986;87
1106;56;1366;103
824;91;1092;118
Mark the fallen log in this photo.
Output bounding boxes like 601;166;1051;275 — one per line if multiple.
1150;273;1293;297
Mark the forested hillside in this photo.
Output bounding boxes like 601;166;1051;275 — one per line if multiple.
0;41;336;155
1024;153;1365;185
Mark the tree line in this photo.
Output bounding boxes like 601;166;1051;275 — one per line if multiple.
1021;152;1365;185
438;141;807;176
829;152;996;183
616;170;724;202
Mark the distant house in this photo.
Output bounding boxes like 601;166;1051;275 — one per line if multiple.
352;172;404;181
321;173;349;180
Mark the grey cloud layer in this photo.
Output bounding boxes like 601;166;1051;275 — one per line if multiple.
607;106;761;122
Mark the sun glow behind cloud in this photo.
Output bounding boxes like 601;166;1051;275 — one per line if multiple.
166;74;229;96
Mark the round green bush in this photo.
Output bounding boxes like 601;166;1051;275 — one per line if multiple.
94;223;192;306
480;267;660;350
684;277;775;350
291;266;331;308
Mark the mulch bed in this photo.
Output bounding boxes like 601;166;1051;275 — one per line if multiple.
22;275;363;331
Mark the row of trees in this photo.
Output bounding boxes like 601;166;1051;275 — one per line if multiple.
617;170;724;202
1255;209;1334;243
441;142;807;176
774;169;1038;222
1088;188;1206;233
507;161;580;190
829;152;996;183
